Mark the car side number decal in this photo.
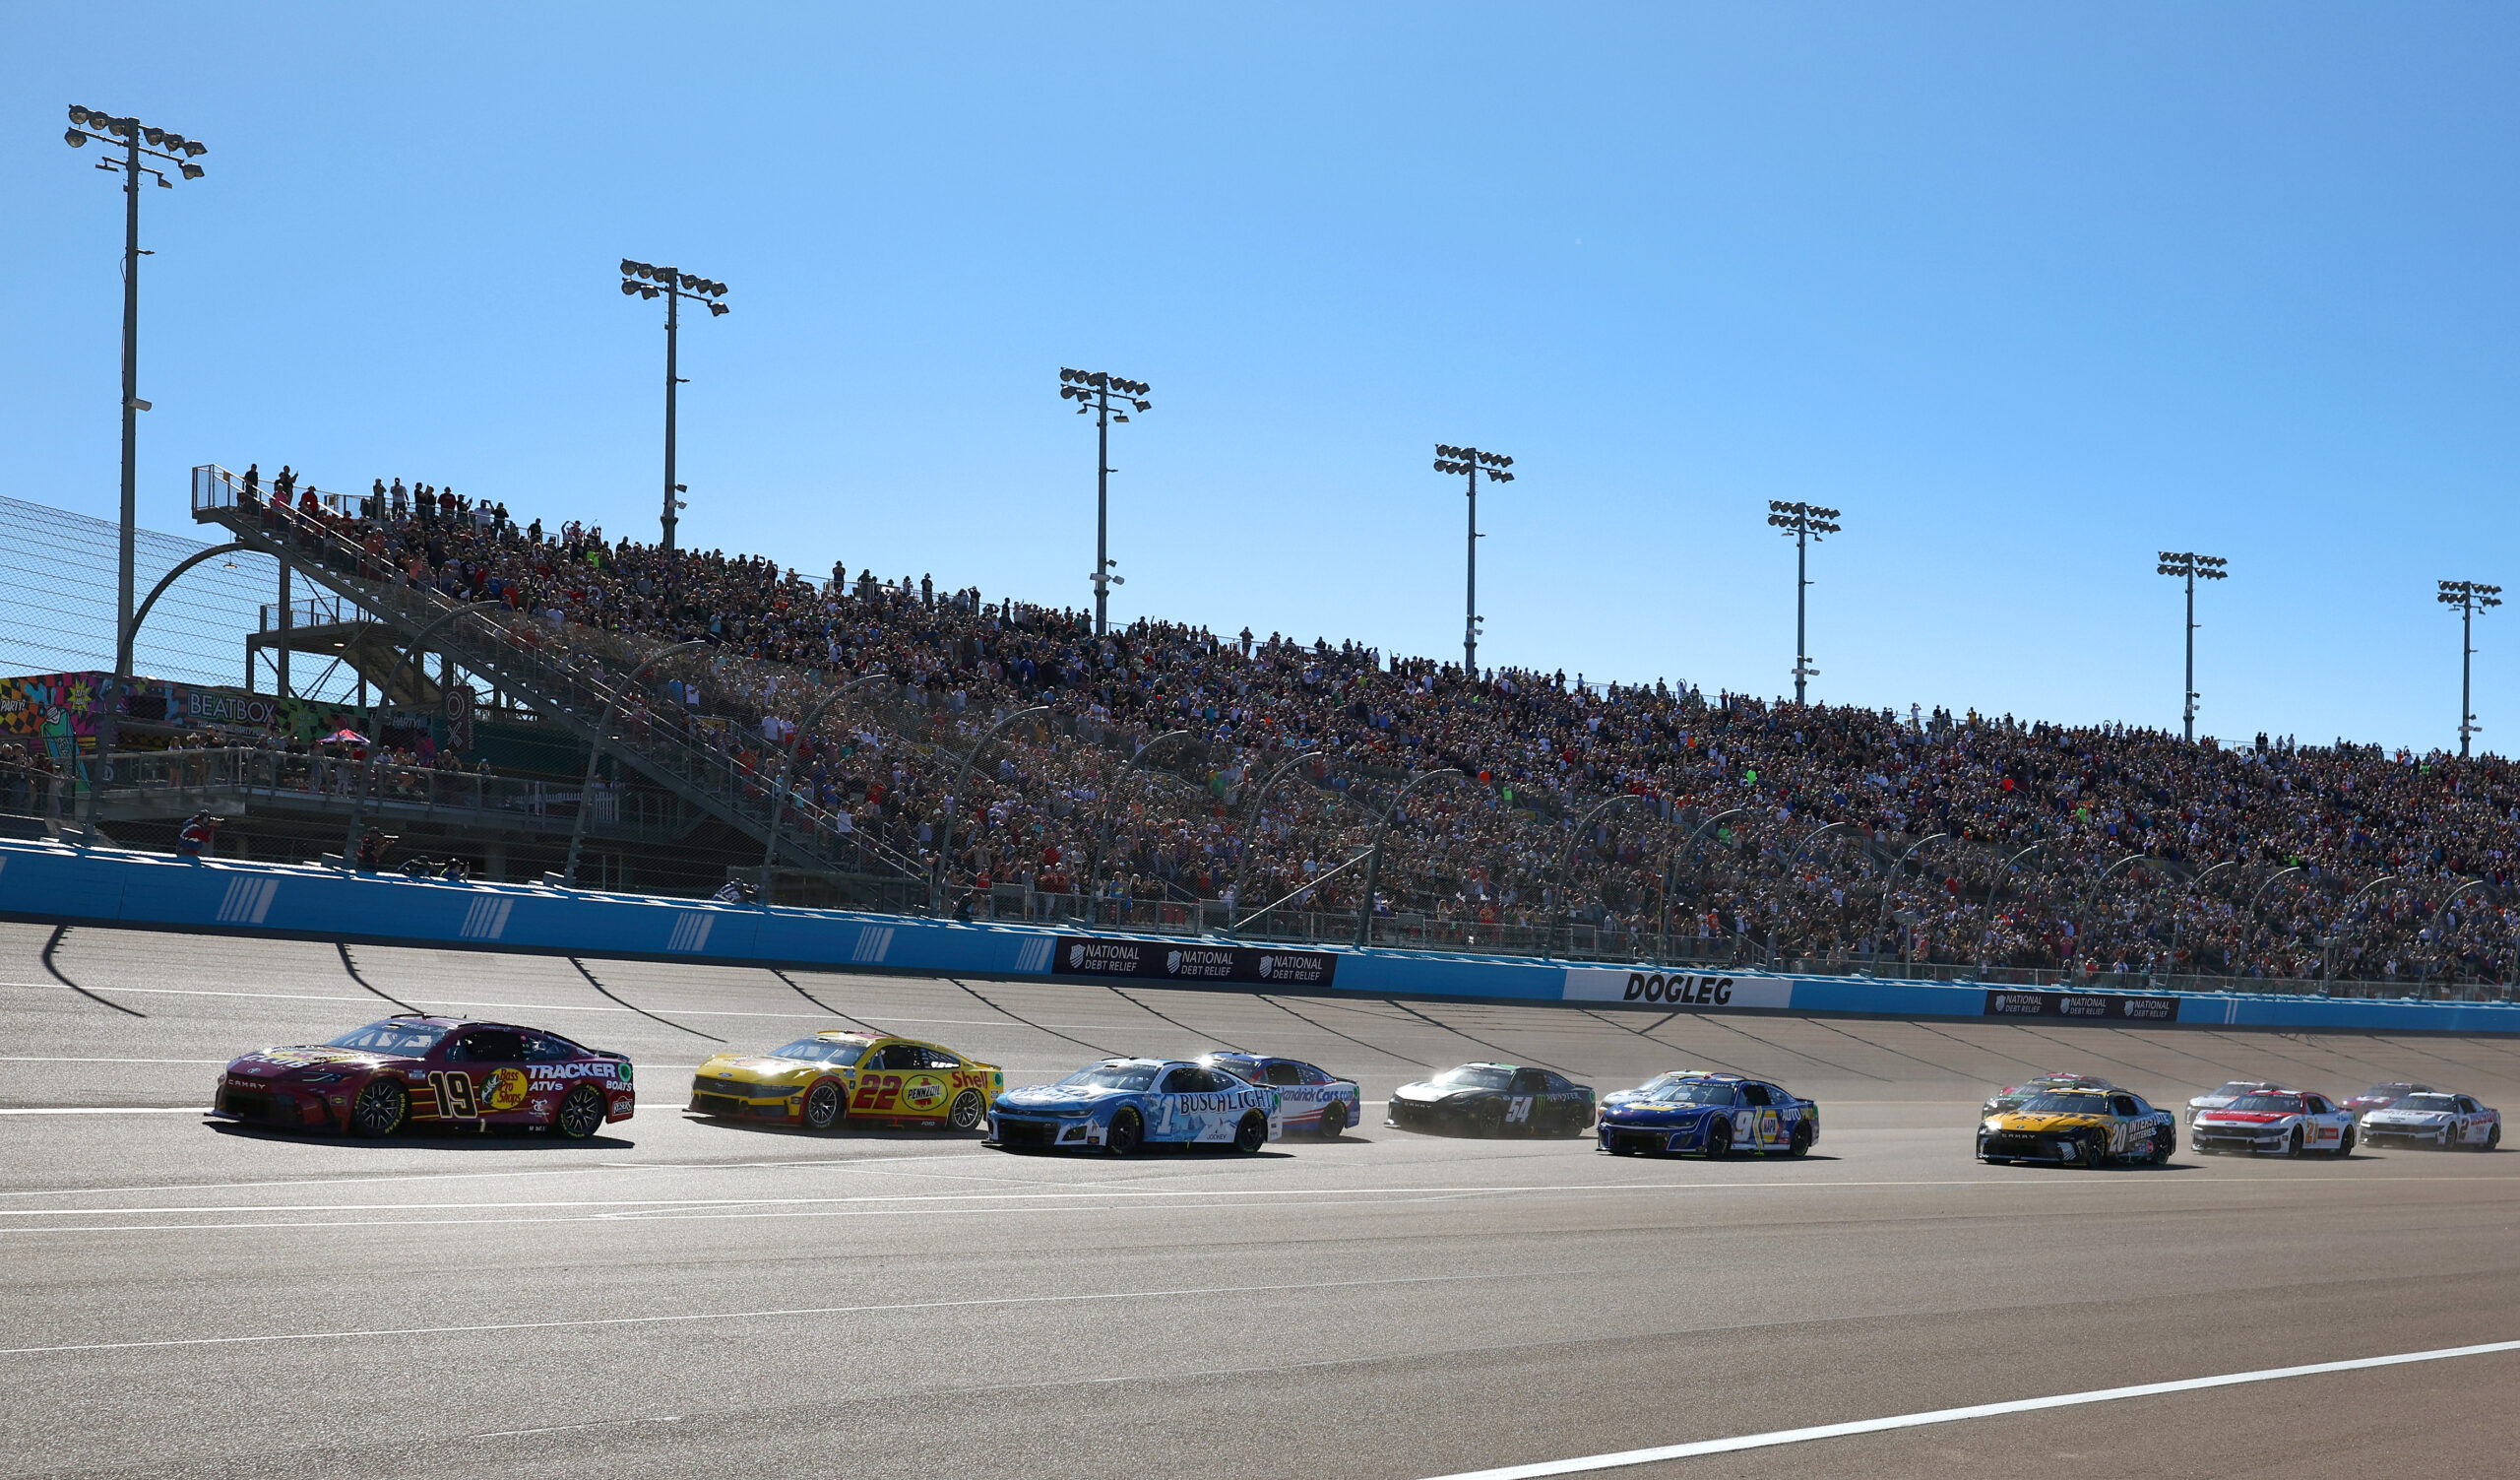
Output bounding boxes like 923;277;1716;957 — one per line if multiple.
852;1075;904;1112
1506;1096;1533;1124
428;1071;477;1120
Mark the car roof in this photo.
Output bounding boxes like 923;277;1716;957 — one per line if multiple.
1657;1070;1745;1082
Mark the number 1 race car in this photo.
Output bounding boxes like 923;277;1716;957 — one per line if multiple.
688;1031;1002;1131
1597;1072;1817;1157
214;1016;634;1138
2189;1089;2357;1157
1386;1063;1596;1137
1978;1087;2176;1168
1198;1052;1361;1137
988;1059;1282;1154
2358;1091;2502;1151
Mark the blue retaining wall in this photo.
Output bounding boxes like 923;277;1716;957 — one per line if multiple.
3;841;2514;1035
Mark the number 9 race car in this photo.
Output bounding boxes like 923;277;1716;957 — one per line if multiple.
988;1059;1281;1154
214;1016;634;1138
2358;1091;2501;1151
2189;1088;2357;1157
688;1031;1002;1131
1978;1086;2176;1168
1597;1072;1816;1157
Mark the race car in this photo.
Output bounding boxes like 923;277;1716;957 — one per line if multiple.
1386;1062;1595;1137
988;1058;1281;1154
2358;1091;2502;1151
1597;1072;1816;1157
2342;1082;2435;1120
2186;1079;2289;1124
1198;1052;1361;1137
214;1015;634;1138
1981;1072;2117;1118
1978;1086;2177;1168
688;1031;1002;1131
2190;1088;2357;1157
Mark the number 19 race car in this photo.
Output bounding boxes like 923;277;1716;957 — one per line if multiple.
1198;1052;1361;1137
2358;1091;2501;1151
1978;1087;2176;1168
2189;1089;2357;1157
214;1016;634;1138
989;1059;1282;1154
688;1031;1002;1131
1597;1072;1817;1157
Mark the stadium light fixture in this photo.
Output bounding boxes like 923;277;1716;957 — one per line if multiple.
63;103;207;755
1434;446;1515;675
1056;367;1153;635
618;259;730;552
2155;550;2229;743
1766;501;1843;705
2437;578;2502;758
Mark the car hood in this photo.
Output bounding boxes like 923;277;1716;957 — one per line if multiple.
1602;1101;1721;1124
695;1055;823;1083
2195;1111;2299;1125
226;1047;403;1077
1989;1111;2115;1133
1394;1082;1485;1103
2364;1108;2454;1124
998;1084;1129;1110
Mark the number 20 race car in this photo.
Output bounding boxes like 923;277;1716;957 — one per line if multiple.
1978;1087;2176;1168
989;1059;1282;1154
688;1031;1002;1131
215;1016;634;1138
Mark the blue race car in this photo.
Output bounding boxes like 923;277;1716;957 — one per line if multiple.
988;1058;1283;1155
1597;1071;1818;1158
1198;1052;1362;1138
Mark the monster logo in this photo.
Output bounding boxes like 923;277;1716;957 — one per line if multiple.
481;1067;532;1113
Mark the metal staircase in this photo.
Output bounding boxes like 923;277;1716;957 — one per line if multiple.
190;465;926;894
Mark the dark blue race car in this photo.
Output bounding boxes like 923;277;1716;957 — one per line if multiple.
1597;1071;1818;1158
1198;1053;1361;1137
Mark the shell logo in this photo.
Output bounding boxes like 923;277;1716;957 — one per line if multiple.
902;1073;949;1112
481;1067;531;1113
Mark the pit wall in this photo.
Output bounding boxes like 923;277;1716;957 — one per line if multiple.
4;841;2515;1036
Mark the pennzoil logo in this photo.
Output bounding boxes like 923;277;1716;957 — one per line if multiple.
901;1074;948;1111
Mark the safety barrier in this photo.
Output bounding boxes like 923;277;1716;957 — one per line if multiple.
4;840;2516;1035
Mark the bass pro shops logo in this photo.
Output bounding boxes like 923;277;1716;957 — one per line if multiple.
1623;972;1733;1005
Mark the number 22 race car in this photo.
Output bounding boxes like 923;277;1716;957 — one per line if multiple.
687;1031;1002;1131
214;1016;634;1138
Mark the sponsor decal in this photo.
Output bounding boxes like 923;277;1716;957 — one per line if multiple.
1172;1089;1273;1115
1048;935;1338;987
479;1066;531;1113
529;1061;619;1083
1983;990;2183;1022
1562;969;1793;1009
901;1073;949;1112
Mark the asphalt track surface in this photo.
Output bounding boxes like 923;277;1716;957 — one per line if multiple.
2;919;2516;1478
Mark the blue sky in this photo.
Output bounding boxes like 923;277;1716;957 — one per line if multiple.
4;5;2516;750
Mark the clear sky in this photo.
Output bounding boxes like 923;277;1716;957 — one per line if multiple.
4;5;2516;751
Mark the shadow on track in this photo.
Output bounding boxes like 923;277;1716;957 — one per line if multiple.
1105;984;1247;1052
569;957;726;1042
40;925;145;1018
945;977;1122;1057
337;942;422;1013
1260;993;1432;1069
205;1122;636;1151
770;969;885;1035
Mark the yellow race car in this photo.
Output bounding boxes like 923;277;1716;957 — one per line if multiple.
689;1031;1003;1132
1977;1086;2178;1169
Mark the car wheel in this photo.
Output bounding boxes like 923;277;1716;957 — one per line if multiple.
2080;1130;2112;1170
1703;1119;1733;1159
1232;1111;1268;1154
1788;1121;1813;1158
347;1078;407;1137
2336;1126;2356;1158
1105;1108;1143;1157
2148;1125;2174;1166
947;1089;985;1132
2285;1126;2304;1159
555;1083;606;1140
2483;1126;2502;1153
1475;1105;1506;1137
801;1079;846;1132
1316;1101;1346;1139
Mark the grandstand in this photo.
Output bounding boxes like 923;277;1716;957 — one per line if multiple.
1;472;2512;1000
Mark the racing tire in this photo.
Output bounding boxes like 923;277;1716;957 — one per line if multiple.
2484;1126;2501;1153
947;1089;985;1132
1475;1105;1507;1138
347;1078;408;1137
555;1083;607;1140
1703;1119;1733;1159
2336;1126;2356;1158
1105;1108;1143;1157
1232;1111;1268;1154
1316;1102;1346;1139
2285;1126;2304;1159
2079;1130;2112;1170
801;1079;846;1132
2147;1126;2174;1167
1787;1122;1813;1158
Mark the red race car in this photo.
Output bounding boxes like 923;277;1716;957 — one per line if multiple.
214;1015;635;1139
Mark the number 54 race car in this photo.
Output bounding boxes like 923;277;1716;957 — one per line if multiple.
1978;1087;2176;1168
989;1059;1282;1154
2189;1089;2357;1157
1598;1072;1817;1157
214;1016;634;1138
688;1031;1002;1131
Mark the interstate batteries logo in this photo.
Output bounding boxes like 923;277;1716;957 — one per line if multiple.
1561;968;1793;1009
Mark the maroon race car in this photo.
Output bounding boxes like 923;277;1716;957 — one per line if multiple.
214;1015;635;1138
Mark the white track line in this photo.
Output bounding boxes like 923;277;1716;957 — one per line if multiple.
0;1271;1526;1358
1418;1338;2520;1478
0;1107;209;1115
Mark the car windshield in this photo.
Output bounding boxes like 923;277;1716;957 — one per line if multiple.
2357;1084;2419;1100
2019;1093;2113;1116
1639;1078;1738;1105
1433;1065;1512;1091
323;1020;451;1055
1058;1063;1161;1091
2209;1082;2269;1098
2399;1094;2461;1113
767;1038;869;1064
2227;1094;2305;1113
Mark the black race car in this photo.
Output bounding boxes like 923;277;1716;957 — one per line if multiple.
1385;1062;1595;1137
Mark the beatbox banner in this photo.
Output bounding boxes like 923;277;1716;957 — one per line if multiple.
1051;935;1338;987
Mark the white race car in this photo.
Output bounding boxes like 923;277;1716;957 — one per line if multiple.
2359;1091;2501;1152
2190;1088;2357;1157
2186;1079;2287;1125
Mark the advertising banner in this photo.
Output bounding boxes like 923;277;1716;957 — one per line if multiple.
1562;967;1794;1010
1050;935;1337;987
1983;988;2181;1022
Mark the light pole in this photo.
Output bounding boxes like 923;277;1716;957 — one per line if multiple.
2437;579;2501;758
2156;551;2228;743
1434;446;1514;676
63;105;208;744
1766;501;1841;704
1057;368;1151;636
620;260;728;552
